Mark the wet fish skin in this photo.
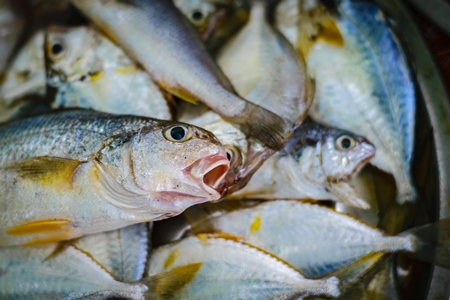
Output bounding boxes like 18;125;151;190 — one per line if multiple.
0;30;46;107
217;0;312;127
0;243;147;299
70;0;291;150
75;223;150;282
276;0;416;202
0;110;230;246
188;201;450;277
229;120;375;208
46;26;171;120
145;235;340;299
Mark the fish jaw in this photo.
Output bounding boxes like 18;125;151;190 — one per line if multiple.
183;152;230;199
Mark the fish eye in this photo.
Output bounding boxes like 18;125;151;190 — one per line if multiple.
335;134;356;151
47;40;66;60
52;43;64;55
191;10;204;21
163;125;192;142
224;145;243;167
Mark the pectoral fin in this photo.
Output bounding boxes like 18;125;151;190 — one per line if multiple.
6;219;73;246
5;156;82;189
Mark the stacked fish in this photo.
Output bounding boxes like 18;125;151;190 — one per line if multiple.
0;0;448;299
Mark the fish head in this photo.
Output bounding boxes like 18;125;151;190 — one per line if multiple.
45;26;98;84
95;121;230;217
321;130;376;182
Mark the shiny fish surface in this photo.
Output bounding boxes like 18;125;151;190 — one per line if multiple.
75;223;150;282
0;243;147;299
0;30;46;107
0;110;229;246
70;0;291;150
217;0;311;127
46;26;171;120
276;0;416;202
188;201;450;277
146;235;340;299
230;120;375;208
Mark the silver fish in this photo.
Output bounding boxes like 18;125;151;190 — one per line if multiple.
229;120;375;209
0;243;147;299
0;30;46;106
74;223;150;282
276;0;416;203
217;0;312;127
145;234;340;299
187;200;450;277
70;0;291;150
0;110;229;246
46;26;171;120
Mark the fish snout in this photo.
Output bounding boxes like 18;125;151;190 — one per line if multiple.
359;137;376;160
185;152;230;196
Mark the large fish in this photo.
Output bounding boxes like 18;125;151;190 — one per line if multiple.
46;26;171;120
0;110;229;246
146;234;340;299
276;0;416;203
217;0;312;128
70;0;291;150
187;201;450;277
229;120;376;208
0;243;147;299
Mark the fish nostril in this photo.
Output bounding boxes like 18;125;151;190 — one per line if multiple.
203;163;229;189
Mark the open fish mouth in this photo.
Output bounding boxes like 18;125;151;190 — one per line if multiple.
184;153;230;197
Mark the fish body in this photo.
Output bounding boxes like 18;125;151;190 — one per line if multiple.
217;0;311;127
0;30;46;106
70;0;291;150
230;121;375;208
0;110;229;246
75;223;150;282
0;243;147;299
188;201;450;277
46;26;171;120
276;0;416;202
146;235;340;299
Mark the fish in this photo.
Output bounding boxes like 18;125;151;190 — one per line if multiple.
70;0;292;150
145;234;340;299
46;26;171;120
0;0;24;73
216;0;312;128
186;200;450;278
276;0;416;203
74;223;151;282
0;30;46;107
0;110;230;246
0;243;147;299
229;120;376;209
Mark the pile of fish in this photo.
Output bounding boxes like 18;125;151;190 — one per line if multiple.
0;0;447;299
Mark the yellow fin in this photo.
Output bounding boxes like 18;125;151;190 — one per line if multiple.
250;214;261;233
145;263;202;299
7;219;71;236
114;65;138;75
5;156;82;189
318;19;344;46
196;232;243;243
22;231;73;246
164;249;179;269
159;82;198;105
89;71;103;82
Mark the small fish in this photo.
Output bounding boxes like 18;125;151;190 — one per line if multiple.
187;201;450;277
145;234;340;299
0;0;24;73
46;26;171;120
217;0;312;128
229;120;375;209
74;223;150;282
276;0;416;203
0;110;229;246
0;30;46;106
0;243;147;299
70;0;292;150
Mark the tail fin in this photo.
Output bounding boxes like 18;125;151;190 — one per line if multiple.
400;218;450;268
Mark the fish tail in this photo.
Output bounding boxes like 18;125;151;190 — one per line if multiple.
234;105;292;151
401;218;450;268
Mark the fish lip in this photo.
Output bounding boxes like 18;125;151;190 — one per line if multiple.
184;153;230;199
